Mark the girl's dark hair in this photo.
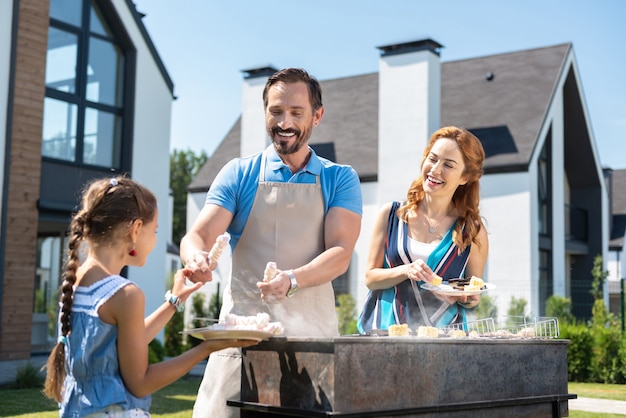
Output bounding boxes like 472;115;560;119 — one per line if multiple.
262;68;323;112
43;176;157;402
398;126;486;253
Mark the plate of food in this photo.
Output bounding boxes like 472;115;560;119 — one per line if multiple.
420;276;495;296
181;328;274;341
181;313;284;341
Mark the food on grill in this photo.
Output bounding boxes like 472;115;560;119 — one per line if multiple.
417;326;439;338
431;273;443;286
263;261;278;282
447;329;467;338
468;330;480;338
388;323;410;336
212;313;284;335
517;327;536;337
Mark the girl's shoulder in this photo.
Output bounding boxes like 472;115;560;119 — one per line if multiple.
74;275;136;315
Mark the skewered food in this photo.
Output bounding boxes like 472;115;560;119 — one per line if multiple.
263;261;278;282
208;234;230;266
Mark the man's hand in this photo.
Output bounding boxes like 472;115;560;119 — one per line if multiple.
185;251;214;284
256;270;290;304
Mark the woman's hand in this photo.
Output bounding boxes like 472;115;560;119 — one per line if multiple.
406;259;436;283
457;293;481;308
439;292;481;307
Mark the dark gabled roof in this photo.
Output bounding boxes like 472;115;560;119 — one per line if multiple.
610;169;626;250
442;43;571;173
190;43;571;190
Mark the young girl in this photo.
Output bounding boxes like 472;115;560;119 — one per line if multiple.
43;176;256;417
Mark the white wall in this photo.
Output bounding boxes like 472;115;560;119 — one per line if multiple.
241;75;269;157
377;49;440;203
0;0;13;232
112;0;174;320
480;172;534;318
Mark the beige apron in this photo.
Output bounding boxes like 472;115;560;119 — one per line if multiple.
192;152;338;418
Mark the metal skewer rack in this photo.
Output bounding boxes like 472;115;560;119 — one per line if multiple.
440;317;496;336
496;316;560;338
439;316;560;339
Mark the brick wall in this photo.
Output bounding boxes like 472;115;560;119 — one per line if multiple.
0;0;49;361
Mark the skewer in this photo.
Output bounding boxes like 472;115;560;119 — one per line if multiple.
208;234;230;266
263;261;277;282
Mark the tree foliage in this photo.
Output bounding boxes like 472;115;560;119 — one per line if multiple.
590;254;609;300
170;148;208;245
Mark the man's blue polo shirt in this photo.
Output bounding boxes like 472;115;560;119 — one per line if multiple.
206;145;363;250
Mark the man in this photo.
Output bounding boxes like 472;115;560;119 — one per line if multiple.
180;68;362;417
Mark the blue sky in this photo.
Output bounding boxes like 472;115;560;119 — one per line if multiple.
134;0;626;170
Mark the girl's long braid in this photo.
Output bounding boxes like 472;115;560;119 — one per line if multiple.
43;210;85;402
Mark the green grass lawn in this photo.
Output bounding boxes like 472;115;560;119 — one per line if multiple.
1;378;624;417
0;377;202;418
568;382;626;418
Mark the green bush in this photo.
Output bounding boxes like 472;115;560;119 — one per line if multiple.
336;293;358;335
12;362;44;389
164;272;184;356
560;322;593;382
149;338;165;364
164;308;185;357
545;295;575;324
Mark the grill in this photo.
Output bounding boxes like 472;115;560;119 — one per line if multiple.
229;317;575;417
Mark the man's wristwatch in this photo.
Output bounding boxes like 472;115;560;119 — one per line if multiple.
285;270;298;297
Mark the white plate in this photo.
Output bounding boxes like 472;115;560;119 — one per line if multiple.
181;328;274;341
420;282;495;296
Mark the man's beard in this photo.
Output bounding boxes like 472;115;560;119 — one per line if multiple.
269;127;311;155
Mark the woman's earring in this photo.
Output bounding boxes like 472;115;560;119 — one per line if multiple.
129;244;137;257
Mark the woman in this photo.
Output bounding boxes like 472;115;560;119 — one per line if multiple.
357;126;489;332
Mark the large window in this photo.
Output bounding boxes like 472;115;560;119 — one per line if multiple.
43;0;125;169
537;138;551;237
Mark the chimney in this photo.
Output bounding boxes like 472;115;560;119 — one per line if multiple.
240;66;278;157
377;38;442;202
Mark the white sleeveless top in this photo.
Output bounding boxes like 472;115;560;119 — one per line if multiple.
407;236;437;263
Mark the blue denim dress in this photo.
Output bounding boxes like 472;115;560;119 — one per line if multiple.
60;275;151;417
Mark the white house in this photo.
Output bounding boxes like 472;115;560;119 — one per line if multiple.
0;0;175;383
188;39;615;322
